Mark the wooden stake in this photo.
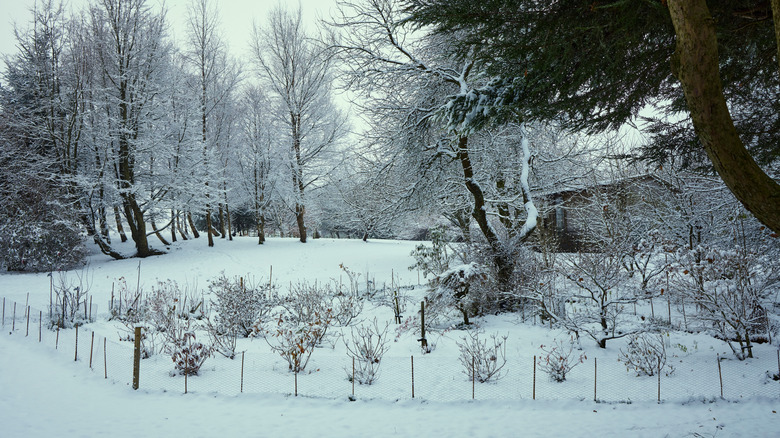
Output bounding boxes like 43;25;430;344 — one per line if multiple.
352;357;355;397
294;370;298;397
74;325;79;362
657;358;661;402
472;357;475;400
12;302;16;332
717;354;723;398
38;311;42;342
104;338;107;379
594;357;598;401
185;370;188;394
26;305;30;336
89;332;95;369
411;355;415;399
89;295;93;321
241;352;245;393
132;326;141;390
269;266;273;288
533;355;536;400
56;327;59;349
2;297;5;326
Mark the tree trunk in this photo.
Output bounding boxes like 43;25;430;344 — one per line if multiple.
772;0;780;79
295;203;307;243
218;204;226;239
456;136;513;289
170;209;178;243
225;202;233;241
81;212;124;260
150;217;170;246
114;206;128;243
668;0;780;234
187;212;200;238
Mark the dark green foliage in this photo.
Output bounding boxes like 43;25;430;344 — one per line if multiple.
403;0;780;168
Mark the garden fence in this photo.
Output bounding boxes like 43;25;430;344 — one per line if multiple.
2;296;779;403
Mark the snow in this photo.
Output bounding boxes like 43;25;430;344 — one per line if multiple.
1;237;779;437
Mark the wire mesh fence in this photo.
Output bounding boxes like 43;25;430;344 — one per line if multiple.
3;296;779;403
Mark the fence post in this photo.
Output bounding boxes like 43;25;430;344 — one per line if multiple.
74;325;79;362
472;357;475;400
104;337;107;379
533;355;536;400
38;311;42;342
717;354;723;398
133;326;141;390
352;357;355;397
26;306;30;336
56;327;59;349
657;357;661;403
89;332;95;369
12;302;16;332
241;352;245;393
594;357;597;402
2;297;4;326
419;301;427;351
411;355;415;399
294;370;298;397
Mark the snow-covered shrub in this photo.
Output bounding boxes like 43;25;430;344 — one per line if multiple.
208;273;277;338
0;217;86;272
50;268;93;328
108;277;147;324
344;318;391;385
538;337;586;382
618;332;675;377
408;226;455;281
457;329;508;383
280;281;358;341
559;250;635;348
427;262;489;326
260;310;333;373
171;331;211;376
669;240;778;360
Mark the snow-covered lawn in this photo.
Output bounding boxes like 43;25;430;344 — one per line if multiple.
1;237;779;437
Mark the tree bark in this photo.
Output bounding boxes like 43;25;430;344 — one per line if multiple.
772;0;780;79
187;212;200;238
456;136;513;289
668;0;780;234
114;206;128;243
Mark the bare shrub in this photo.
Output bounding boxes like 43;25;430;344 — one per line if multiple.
457;329;508;383
171;331;212;376
50;266;93;328
206;273;278;358
344;318;390;385
108;276;146;324
260;310;333;373
618;332;675;377
538;337;586;382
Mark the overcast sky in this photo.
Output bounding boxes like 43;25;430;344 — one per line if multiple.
0;0;337;61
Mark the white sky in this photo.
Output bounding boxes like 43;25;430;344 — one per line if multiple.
0;0;338;61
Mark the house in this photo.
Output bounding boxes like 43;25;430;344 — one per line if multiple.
534;173;678;252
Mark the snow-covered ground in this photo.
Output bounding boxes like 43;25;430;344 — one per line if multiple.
1;237;779;437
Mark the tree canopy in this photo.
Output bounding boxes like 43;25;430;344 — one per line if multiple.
402;0;780;232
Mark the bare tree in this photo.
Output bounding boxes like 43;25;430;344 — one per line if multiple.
251;5;347;243
89;0;169;257
237;85;279;244
184;0;240;246
331;0;537;290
